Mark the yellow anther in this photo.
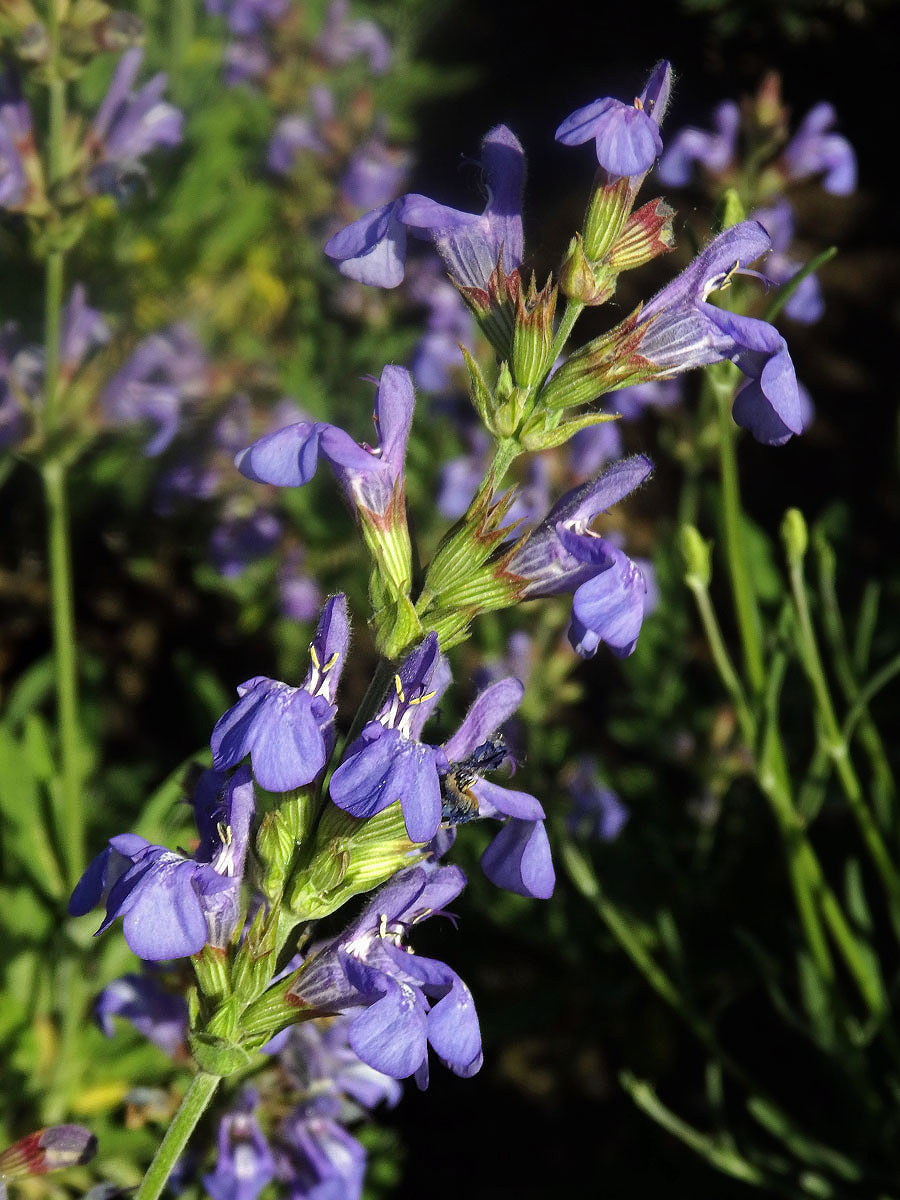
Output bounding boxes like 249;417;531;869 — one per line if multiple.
719;260;741;290
216;821;233;845
323;652;339;671
378;913;388;938
309;644;321;671
394;674;406;703
634;96;645;111
408;689;437;706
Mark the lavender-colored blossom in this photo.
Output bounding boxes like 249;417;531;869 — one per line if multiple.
634;221;803;444
341;133;410;210
276;1114;366;1200
279;1016;403;1113
567;421;624;480
441;677;555;899
408;257;476;394
210;507;281;577
87;49;182;192
316;0;392;75
555;60;673;178
101;324;207;455
329;633;446;842
68;767;255;960
507;456;653;658
0;69;32;211
324;125;525;290
290;863;481;1086
95;973;188;1056
204;1090;276;1200
565;757;629;841
236;364;413;518
61;285;111;373
206;0;288;35
224;37;270;86
753;200;824;324
211;594;349;791
267;88;334;174
657;100;740;186
0;324;31;448
782;102;856;195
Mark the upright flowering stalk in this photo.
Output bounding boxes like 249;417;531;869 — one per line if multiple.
68;767;255;960
236;366;417;653
211;593;349;792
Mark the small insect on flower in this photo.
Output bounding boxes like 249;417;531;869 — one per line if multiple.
439;735;510;825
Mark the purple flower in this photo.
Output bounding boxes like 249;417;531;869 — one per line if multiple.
555;60;673;179
209;507;281;577
290;863;482;1086
101;324;207;455
278;1016;403;1112
0;323;33;448
408;257;476;393
341;133;410;210
565;757;629;841
60;285;110;375
95;973;188;1056
204;1090;276;1200
329;633;446;842
316;0;392;75
782;102;856;196
634;221;804;444
275;1114;365;1200
440;677;555;899
266;88;334;174
87;49;182;192
206;0;288;35
507;456;653;658
236;364;413;519
68;767;255;960
567;421;624;481
224;37;270;86
324;125;525;290
211;594;349;791
0;69;33;211
753;200;824;324
657;100;740;186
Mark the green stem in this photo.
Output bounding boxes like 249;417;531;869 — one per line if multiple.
788;559;900;936
43;461;84;886
684;577;754;744
134;1072;221;1200
712;373;765;693
170;0;195;102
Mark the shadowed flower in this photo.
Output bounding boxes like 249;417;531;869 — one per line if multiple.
657;100;740;186
0;69;36;212
204;1090;276;1200
68;767;255;960
753;199;824;324
96;974;188;1056
565;756;629;841
556;61;672;179
782;102;856;195
289;863;481;1086
211;594;349;791
316;0;392;75
324;125;524;290
275;1114;365;1200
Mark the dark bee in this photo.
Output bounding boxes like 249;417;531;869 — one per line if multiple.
439;735;509;825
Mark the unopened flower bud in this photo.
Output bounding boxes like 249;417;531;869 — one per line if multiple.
512;275;557;387
558;236;615;306
781;507;808;565
680;524;712;589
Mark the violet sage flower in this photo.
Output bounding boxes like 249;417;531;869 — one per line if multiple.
315;0;392;75
87;48;182;194
275;1114;366;1200
68;767;254;960
555;60;673;179
211;594;348;791
204;1090;276;1200
657;100;740;186
565;756;629;841
781;102;856;196
632;221;804;444
0;69;36;212
440;677;555;899
329;633;446;843
95;973;188;1057
506;456;653;659
753;199;824;324
324;125;525;291
289;863;482;1086
236;364;413;521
